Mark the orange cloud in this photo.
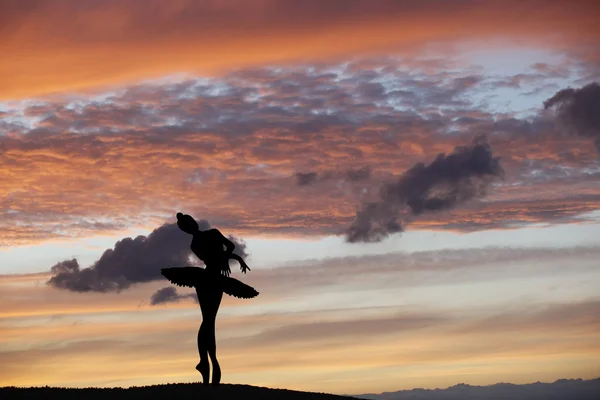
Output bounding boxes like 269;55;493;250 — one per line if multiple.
1;57;599;246
1;0;598;99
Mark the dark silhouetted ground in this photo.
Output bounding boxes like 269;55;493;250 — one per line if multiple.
4;378;599;400
0;383;358;400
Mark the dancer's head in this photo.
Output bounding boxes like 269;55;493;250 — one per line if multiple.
176;212;199;234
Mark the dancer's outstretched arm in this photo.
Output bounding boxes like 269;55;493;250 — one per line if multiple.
229;253;251;274
214;229;251;274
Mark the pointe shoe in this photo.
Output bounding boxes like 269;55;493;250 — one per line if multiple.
196;361;210;385
212;363;221;386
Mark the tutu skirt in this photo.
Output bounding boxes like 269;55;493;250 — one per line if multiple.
161;267;259;299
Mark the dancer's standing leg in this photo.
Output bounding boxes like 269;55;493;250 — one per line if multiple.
196;291;211;385
206;289;223;385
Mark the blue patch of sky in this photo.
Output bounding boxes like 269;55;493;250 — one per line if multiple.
165;116;182;126
458;45;581;117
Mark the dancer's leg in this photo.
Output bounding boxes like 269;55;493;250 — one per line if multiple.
196;322;210;385
206;319;221;385
196;291;211;385
206;290;223;385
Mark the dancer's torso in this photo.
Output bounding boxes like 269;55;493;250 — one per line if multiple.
191;229;227;274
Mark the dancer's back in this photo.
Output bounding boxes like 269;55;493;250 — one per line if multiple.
190;228;230;274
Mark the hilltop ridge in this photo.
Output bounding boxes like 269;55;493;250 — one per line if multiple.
1;382;358;400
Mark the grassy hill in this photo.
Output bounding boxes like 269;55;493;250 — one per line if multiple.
1;383;358;400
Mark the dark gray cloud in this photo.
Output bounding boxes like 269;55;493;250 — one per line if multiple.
295;172;319;186
47;219;248;293
47;223;194;292
346;135;504;242
150;286;197;306
346;166;372;182
544;82;600;152
295;167;372;187
228;235;249;259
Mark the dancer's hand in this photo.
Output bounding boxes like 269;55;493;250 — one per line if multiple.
240;260;251;274
222;265;231;277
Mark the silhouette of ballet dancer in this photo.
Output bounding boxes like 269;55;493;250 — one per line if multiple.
161;212;259;386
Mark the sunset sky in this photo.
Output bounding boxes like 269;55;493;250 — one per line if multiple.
1;0;600;395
